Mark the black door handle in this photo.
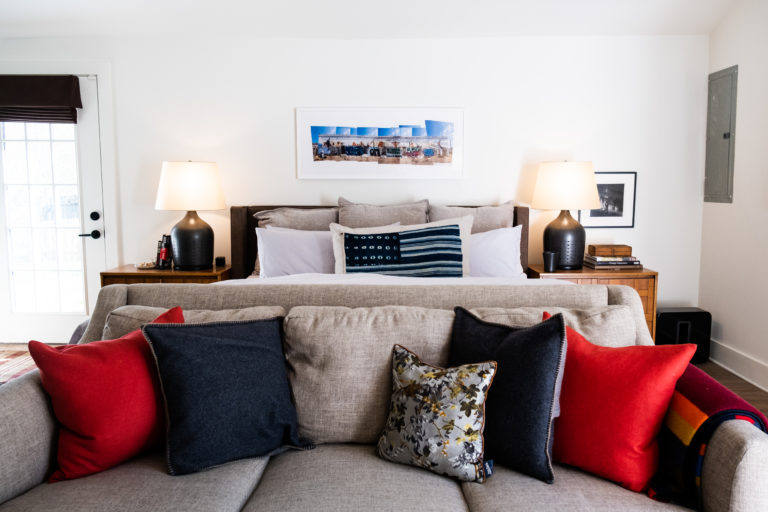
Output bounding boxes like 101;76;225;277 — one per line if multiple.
78;230;102;239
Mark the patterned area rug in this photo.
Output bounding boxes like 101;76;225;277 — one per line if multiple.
0;349;37;384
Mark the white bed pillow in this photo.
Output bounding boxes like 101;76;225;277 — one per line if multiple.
257;224;401;277
330;217;473;277
469;225;524;278
258;221;518;278
256;227;334;277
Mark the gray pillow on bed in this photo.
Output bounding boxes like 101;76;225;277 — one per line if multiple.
337;197;429;227
428;202;516;233
254;207;338;231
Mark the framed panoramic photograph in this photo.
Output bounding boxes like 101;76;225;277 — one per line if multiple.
295;107;464;179
578;171;637;228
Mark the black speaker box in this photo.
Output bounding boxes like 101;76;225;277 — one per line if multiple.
656;307;711;364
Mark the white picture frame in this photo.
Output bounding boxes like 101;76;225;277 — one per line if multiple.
578;171;637;228
295;107;464;180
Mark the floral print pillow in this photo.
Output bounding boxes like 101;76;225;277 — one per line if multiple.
376;344;496;482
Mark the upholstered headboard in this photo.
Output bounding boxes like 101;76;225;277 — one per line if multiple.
230;205;529;280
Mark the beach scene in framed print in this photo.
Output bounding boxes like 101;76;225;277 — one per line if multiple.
296;107;463;179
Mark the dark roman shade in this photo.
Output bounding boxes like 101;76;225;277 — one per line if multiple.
0;75;83;123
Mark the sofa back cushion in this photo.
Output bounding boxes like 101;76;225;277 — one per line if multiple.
283;304;639;445
102;305;286;340
283;306;455;444
470;306;636;348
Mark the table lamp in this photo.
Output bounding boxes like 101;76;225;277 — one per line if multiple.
155;161;226;270
530;161;600;270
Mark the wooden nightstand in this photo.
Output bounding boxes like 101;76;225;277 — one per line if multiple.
527;264;658;340
100;265;232;286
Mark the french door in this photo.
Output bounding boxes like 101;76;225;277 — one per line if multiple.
0;76;107;343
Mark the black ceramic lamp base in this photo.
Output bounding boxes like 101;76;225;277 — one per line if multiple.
542;210;585;270
170;210;214;270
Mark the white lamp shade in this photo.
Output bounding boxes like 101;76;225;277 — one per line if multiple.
530;161;601;211
155;161;226;211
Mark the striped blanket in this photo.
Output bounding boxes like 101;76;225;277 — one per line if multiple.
649;364;768;509
0;349;37;384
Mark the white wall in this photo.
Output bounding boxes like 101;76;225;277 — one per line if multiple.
0;34;707;304
701;0;768;389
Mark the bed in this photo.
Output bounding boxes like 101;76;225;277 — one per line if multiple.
229;204;530;281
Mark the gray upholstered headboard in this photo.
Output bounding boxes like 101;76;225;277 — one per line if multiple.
229;205;529;280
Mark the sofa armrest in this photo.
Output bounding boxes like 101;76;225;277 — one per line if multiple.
79;284;128;343
0;371;56;504
702;420;768;512
606;285;653;346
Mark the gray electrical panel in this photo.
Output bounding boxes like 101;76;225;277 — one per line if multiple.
704;65;738;203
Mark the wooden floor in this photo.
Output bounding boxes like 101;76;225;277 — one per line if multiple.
3;342;767;417
0;344;29;350
695;361;768;417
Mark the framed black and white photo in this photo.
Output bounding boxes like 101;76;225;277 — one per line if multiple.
578;172;636;228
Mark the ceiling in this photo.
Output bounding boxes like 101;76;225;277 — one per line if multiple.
0;0;740;39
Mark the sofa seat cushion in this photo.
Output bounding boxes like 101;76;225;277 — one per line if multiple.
242;444;468;512
0;453;268;512
460;464;691;511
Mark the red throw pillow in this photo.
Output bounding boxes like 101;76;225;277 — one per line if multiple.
29;307;184;482
544;312;695;492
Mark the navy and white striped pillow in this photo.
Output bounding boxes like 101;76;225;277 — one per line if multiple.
344;224;462;277
331;217;473;277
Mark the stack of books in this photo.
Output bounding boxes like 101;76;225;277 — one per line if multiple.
584;244;642;270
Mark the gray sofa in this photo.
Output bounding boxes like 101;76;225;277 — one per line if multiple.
1;283;766;512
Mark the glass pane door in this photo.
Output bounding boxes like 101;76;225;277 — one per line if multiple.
0;75;106;343
1;121;86;314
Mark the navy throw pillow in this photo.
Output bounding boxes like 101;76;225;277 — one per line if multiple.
448;307;567;483
142;319;313;475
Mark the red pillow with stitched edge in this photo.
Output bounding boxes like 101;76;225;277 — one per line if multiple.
544;311;695;492
28;307;184;482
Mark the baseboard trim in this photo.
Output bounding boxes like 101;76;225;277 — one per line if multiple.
711;340;768;392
